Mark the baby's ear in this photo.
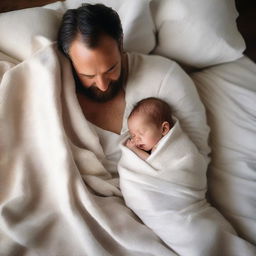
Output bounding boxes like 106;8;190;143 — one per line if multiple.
161;121;170;136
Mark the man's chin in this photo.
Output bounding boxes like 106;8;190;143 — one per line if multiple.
81;84;121;103
74;63;126;102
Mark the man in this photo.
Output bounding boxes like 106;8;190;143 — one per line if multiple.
57;3;210;165
58;3;127;134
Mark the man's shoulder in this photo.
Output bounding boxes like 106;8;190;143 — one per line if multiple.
127;51;172;63
125;52;176;100
127;52;173;71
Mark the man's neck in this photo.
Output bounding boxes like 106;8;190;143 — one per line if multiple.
77;88;126;134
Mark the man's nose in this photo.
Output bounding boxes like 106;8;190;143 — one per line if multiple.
96;75;109;91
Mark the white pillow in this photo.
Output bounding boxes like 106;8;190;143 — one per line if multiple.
45;0;156;55
0;8;60;61
150;0;246;68
0;0;155;61
191;56;256;245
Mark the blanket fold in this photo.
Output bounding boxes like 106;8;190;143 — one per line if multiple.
1;42;255;255
0;44;176;256
118;121;256;256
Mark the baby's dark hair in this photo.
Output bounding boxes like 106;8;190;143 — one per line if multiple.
128;97;174;127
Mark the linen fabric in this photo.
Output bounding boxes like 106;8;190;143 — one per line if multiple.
151;0;246;68
191;56;256;246
0;43;210;255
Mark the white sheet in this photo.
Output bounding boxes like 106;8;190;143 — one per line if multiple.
191;56;256;246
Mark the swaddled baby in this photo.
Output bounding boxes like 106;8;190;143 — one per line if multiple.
125;97;175;160
119;98;247;256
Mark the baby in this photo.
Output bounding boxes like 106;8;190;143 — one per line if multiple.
120;97;242;256
125;97;174;160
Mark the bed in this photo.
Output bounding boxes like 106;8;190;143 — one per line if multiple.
0;0;255;255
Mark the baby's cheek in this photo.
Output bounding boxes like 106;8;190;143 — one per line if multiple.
131;138;136;144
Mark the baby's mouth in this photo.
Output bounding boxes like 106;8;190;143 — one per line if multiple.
137;144;145;150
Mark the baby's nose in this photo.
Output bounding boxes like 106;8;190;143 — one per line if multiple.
135;136;141;144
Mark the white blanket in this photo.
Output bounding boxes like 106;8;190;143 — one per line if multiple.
0;44;175;256
191;56;256;245
0;43;255;255
118;121;256;256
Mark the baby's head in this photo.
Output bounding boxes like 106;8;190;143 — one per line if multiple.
128;97;174;151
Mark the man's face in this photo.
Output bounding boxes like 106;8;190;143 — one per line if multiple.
69;34;124;102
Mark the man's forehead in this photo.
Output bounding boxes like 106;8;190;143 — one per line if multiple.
69;38;121;74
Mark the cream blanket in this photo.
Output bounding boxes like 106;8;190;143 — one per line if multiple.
0;44;255;255
0;44;174;256
118;121;256;256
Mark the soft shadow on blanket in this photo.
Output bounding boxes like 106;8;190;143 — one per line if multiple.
118;119;256;256
0;43;255;256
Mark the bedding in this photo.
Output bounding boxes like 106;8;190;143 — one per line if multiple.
191;56;256;245
118;120;255;256
0;43;212;255
0;0;155;61
0;7;60;61
0;43;175;256
150;0;246;68
0;0;256;255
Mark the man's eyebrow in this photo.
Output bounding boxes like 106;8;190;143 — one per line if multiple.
79;62;119;77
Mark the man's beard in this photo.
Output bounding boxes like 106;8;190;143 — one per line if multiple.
73;67;125;103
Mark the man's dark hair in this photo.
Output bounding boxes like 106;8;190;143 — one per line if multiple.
57;3;123;57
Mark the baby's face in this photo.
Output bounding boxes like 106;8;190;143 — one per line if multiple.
128;114;164;151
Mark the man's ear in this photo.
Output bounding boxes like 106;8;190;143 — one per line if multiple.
119;35;124;52
161;121;170;136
